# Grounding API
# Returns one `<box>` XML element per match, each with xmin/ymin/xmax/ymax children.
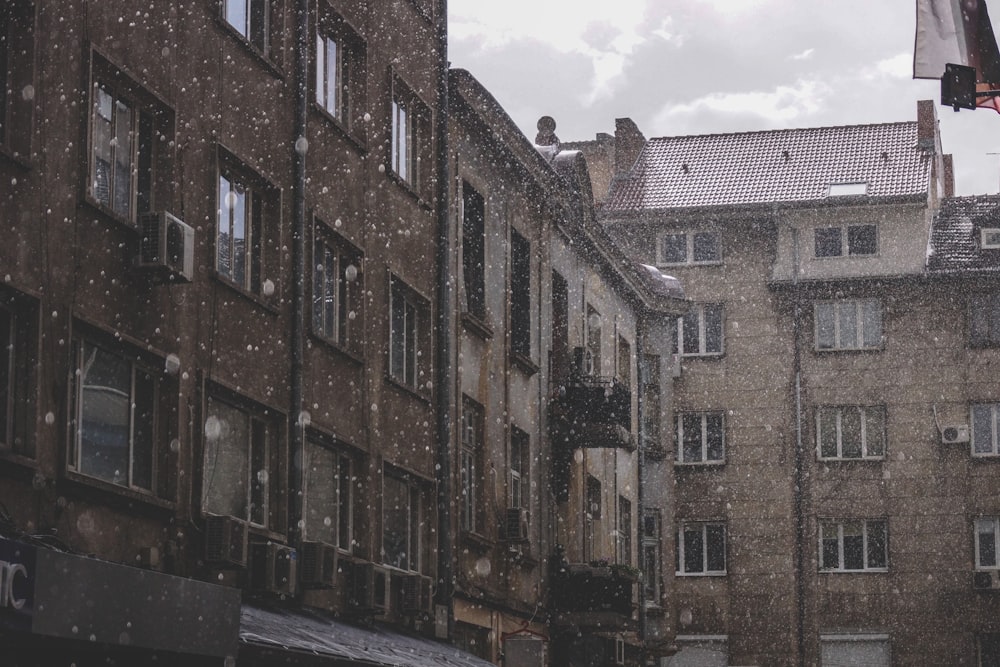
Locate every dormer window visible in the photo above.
<box><xmin>815</xmin><ymin>224</ymin><xmax>877</xmax><ymax>258</ymax></box>
<box><xmin>827</xmin><ymin>182</ymin><xmax>867</xmax><ymax>197</ymax></box>
<box><xmin>982</xmin><ymin>228</ymin><xmax>1000</xmax><ymax>250</ymax></box>
<box><xmin>657</xmin><ymin>231</ymin><xmax>721</xmax><ymax>266</ymax></box>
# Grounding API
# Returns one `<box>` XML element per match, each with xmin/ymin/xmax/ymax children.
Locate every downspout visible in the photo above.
<box><xmin>434</xmin><ymin>0</ymin><xmax>454</xmax><ymax>639</ymax></box>
<box><xmin>635</xmin><ymin>323</ymin><xmax>648</xmax><ymax>655</ymax></box>
<box><xmin>289</xmin><ymin>0</ymin><xmax>308</xmax><ymax>551</ymax></box>
<box><xmin>791</xmin><ymin>225</ymin><xmax>806</xmax><ymax>664</ymax></box>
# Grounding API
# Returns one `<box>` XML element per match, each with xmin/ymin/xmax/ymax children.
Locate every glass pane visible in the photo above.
<box><xmin>979</xmin><ymin>519</ymin><xmax>998</xmax><ymax>567</ymax></box>
<box><xmin>250</xmin><ymin>420</ymin><xmax>267</xmax><ymax>526</ymax></box>
<box><xmin>693</xmin><ymin>232</ymin><xmax>720</xmax><ymax>262</ymax></box>
<box><xmin>405</xmin><ymin>302</ymin><xmax>417</xmax><ymax>386</ymax></box>
<box><xmin>865</xmin><ymin>407</ymin><xmax>885</xmax><ymax>457</ymax></box>
<box><xmin>841</xmin><ymin>407</ymin><xmax>862</xmax><ymax>458</ymax></box>
<box><xmin>848</xmin><ymin>224</ymin><xmax>877</xmax><ymax>255</ymax></box>
<box><xmin>397</xmin><ymin>102</ymin><xmax>408</xmax><ymax>181</ymax></box>
<box><xmin>203</xmin><ymin>399</ymin><xmax>249</xmax><ymax>521</ymax></box>
<box><xmin>249</xmin><ymin>0</ymin><xmax>267</xmax><ymax>52</ymax></box>
<box><xmin>866</xmin><ymin>521</ymin><xmax>886</xmax><ymax>568</ymax></box>
<box><xmin>315</xmin><ymin>33</ymin><xmax>324</xmax><ymax>106</ymax></box>
<box><xmin>132</xmin><ymin>369</ymin><xmax>155</xmax><ymax>490</ymax></box>
<box><xmin>706</xmin><ymin>525</ymin><xmax>725</xmax><ymax>572</ymax></box>
<box><xmin>816</xmin><ymin>303</ymin><xmax>835</xmax><ymax>349</ymax></box>
<box><xmin>683</xmin><ymin>527</ymin><xmax>703</xmax><ymax>573</ymax></box>
<box><xmin>383</xmin><ymin>475</ymin><xmax>409</xmax><ymax>570</ymax></box>
<box><xmin>862</xmin><ymin>300</ymin><xmax>882</xmax><ymax>348</ymax></box>
<box><xmin>679</xmin><ymin>414</ymin><xmax>701</xmax><ymax>462</ymax></box>
<box><xmin>818</xmin><ymin>408</ymin><xmax>838</xmax><ymax>458</ymax></box>
<box><xmin>821</xmin><ymin>525</ymin><xmax>839</xmax><ymax>570</ymax></box>
<box><xmin>971</xmin><ymin>294</ymin><xmax>989</xmax><ymax>346</ymax></box>
<box><xmin>973</xmin><ymin>404</ymin><xmax>995</xmax><ymax>454</ymax></box>
<box><xmin>842</xmin><ymin>522</ymin><xmax>864</xmax><ymax>570</ymax></box>
<box><xmin>325</xmin><ymin>247</ymin><xmax>337</xmax><ymax>339</ymax></box>
<box><xmin>78</xmin><ymin>343</ymin><xmax>131</xmax><ymax>486</ymax></box>
<box><xmin>305</xmin><ymin>441</ymin><xmax>336</xmax><ymax>543</ymax></box>
<box><xmin>218</xmin><ymin>175</ymin><xmax>232</xmax><ymax>276</ymax></box>
<box><xmin>838</xmin><ymin>303</ymin><xmax>858</xmax><ymax>349</ymax></box>
<box><xmin>327</xmin><ymin>38</ymin><xmax>339</xmax><ymax>116</ymax></box>
<box><xmin>92</xmin><ymin>87</ymin><xmax>113</xmax><ymax>207</ymax></box>
<box><xmin>390</xmin><ymin>285</ymin><xmax>405</xmax><ymax>380</ymax></box>
<box><xmin>338</xmin><ymin>456</ymin><xmax>352</xmax><ymax>549</ymax></box>
<box><xmin>815</xmin><ymin>227</ymin><xmax>842</xmax><ymax>257</ymax></box>
<box><xmin>706</xmin><ymin>413</ymin><xmax>724</xmax><ymax>461</ymax></box>
<box><xmin>704</xmin><ymin>305</ymin><xmax>723</xmax><ymax>354</ymax></box>
<box><xmin>231</xmin><ymin>182</ymin><xmax>247</xmax><ymax>287</ymax></box>
<box><xmin>112</xmin><ymin>98</ymin><xmax>133</xmax><ymax>216</ymax></box>
<box><xmin>660</xmin><ymin>234</ymin><xmax>686</xmax><ymax>263</ymax></box>
<box><xmin>990</xmin><ymin>294</ymin><xmax>1000</xmax><ymax>345</ymax></box>
<box><xmin>225</xmin><ymin>0</ymin><xmax>248</xmax><ymax>37</ymax></box>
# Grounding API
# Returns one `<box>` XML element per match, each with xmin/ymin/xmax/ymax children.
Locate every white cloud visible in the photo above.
<box><xmin>653</xmin><ymin>79</ymin><xmax>833</xmax><ymax>130</ymax></box>
<box><xmin>790</xmin><ymin>48</ymin><xmax>815</xmax><ymax>61</ymax></box>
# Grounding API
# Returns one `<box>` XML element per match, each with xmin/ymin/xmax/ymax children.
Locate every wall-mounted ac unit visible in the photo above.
<box><xmin>504</xmin><ymin>507</ymin><xmax>528</xmax><ymax>543</ymax></box>
<box><xmin>204</xmin><ymin>514</ymin><xmax>248</xmax><ymax>568</ymax></box>
<box><xmin>299</xmin><ymin>541</ymin><xmax>338</xmax><ymax>588</ymax></box>
<box><xmin>137</xmin><ymin>210</ymin><xmax>195</xmax><ymax>282</ymax></box>
<box><xmin>400</xmin><ymin>574</ymin><xmax>433</xmax><ymax>615</ymax></box>
<box><xmin>670</xmin><ymin>352</ymin><xmax>682</xmax><ymax>378</ymax></box>
<box><xmin>573</xmin><ymin>346</ymin><xmax>594</xmax><ymax>377</ymax></box>
<box><xmin>249</xmin><ymin>542</ymin><xmax>297</xmax><ymax>596</ymax></box>
<box><xmin>973</xmin><ymin>569</ymin><xmax>1000</xmax><ymax>590</ymax></box>
<box><xmin>941</xmin><ymin>424</ymin><xmax>970</xmax><ymax>444</ymax></box>
<box><xmin>349</xmin><ymin>562</ymin><xmax>390</xmax><ymax>613</ymax></box>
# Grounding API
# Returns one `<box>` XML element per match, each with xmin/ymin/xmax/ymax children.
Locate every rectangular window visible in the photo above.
<box><xmin>312</xmin><ymin>226</ymin><xmax>363</xmax><ymax>354</ymax></box>
<box><xmin>677</xmin><ymin>522</ymin><xmax>726</xmax><ymax>575</ymax></box>
<box><xmin>511</xmin><ymin>229</ymin><xmax>531</xmax><ymax>358</ymax></box>
<box><xmin>304</xmin><ymin>438</ymin><xmax>353</xmax><ymax>550</ymax></box>
<box><xmin>618</xmin><ymin>496</ymin><xmax>632</xmax><ymax>566</ymax></box>
<box><xmin>390</xmin><ymin>79</ymin><xmax>429</xmax><ymax>191</ymax></box>
<box><xmin>0</xmin><ymin>295</ymin><xmax>35</xmax><ymax>458</ymax></box>
<box><xmin>0</xmin><ymin>7</ymin><xmax>9</xmax><ymax>145</ymax></box>
<box><xmin>202</xmin><ymin>394</ymin><xmax>279</xmax><ymax>529</ymax></box>
<box><xmin>970</xmin><ymin>293</ymin><xmax>1000</xmax><ymax>348</ymax></box>
<box><xmin>460</xmin><ymin>396</ymin><xmax>483</xmax><ymax>534</ymax></box>
<box><xmin>510</xmin><ymin>426</ymin><xmax>528</xmax><ymax>510</ymax></box>
<box><xmin>585</xmin><ymin>475</ymin><xmax>601</xmax><ymax>561</ymax></box>
<box><xmin>462</xmin><ymin>182</ymin><xmax>486</xmax><ymax>320</ymax></box>
<box><xmin>676</xmin><ymin>412</ymin><xmax>725</xmax><ymax>464</ymax></box>
<box><xmin>69</xmin><ymin>339</ymin><xmax>159</xmax><ymax>493</ymax></box>
<box><xmin>819</xmin><ymin>519</ymin><xmax>887</xmax><ymax>572</ymax></box>
<box><xmin>617</xmin><ymin>336</ymin><xmax>631</xmax><ymax>387</ymax></box>
<box><xmin>819</xmin><ymin>635</ymin><xmax>889</xmax><ymax>667</ymax></box>
<box><xmin>586</xmin><ymin>305</ymin><xmax>602</xmax><ymax>374</ymax></box>
<box><xmin>1</xmin><ymin>2</ymin><xmax>34</xmax><ymax>156</ymax></box>
<box><xmin>817</xmin><ymin>406</ymin><xmax>885</xmax><ymax>460</ymax></box>
<box><xmin>223</xmin><ymin>0</ymin><xmax>270</xmax><ymax>55</ymax></box>
<box><xmin>976</xmin><ymin>518</ymin><xmax>1000</xmax><ymax>569</ymax></box>
<box><xmin>641</xmin><ymin>355</ymin><xmax>662</xmax><ymax>455</ymax></box>
<box><xmin>642</xmin><ymin>510</ymin><xmax>662</xmax><ymax>606</ymax></box>
<box><xmin>382</xmin><ymin>471</ymin><xmax>425</xmax><ymax>573</ymax></box>
<box><xmin>657</xmin><ymin>231</ymin><xmax>721</xmax><ymax>265</ymax></box>
<box><xmin>815</xmin><ymin>300</ymin><xmax>881</xmax><ymax>351</ymax></box>
<box><xmin>983</xmin><ymin>228</ymin><xmax>1000</xmax><ymax>249</ymax></box>
<box><xmin>551</xmin><ymin>271</ymin><xmax>570</xmax><ymax>383</ymax></box>
<box><xmin>675</xmin><ymin>304</ymin><xmax>724</xmax><ymax>357</ymax></box>
<box><xmin>389</xmin><ymin>276</ymin><xmax>426</xmax><ymax>390</ymax></box>
<box><xmin>814</xmin><ymin>224</ymin><xmax>877</xmax><ymax>257</ymax></box>
<box><xmin>217</xmin><ymin>168</ymin><xmax>269</xmax><ymax>293</ymax></box>
<box><xmin>974</xmin><ymin>403</ymin><xmax>1000</xmax><ymax>456</ymax></box>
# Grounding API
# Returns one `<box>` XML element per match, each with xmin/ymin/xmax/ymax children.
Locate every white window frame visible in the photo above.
<box><xmin>826</xmin><ymin>182</ymin><xmax>868</xmax><ymax>197</ymax></box>
<box><xmin>509</xmin><ymin>426</ymin><xmax>528</xmax><ymax>510</ymax></box>
<box><xmin>675</xmin><ymin>411</ymin><xmax>725</xmax><ymax>465</ymax></box>
<box><xmin>389</xmin><ymin>276</ymin><xmax>422</xmax><ymax>389</ymax></box>
<box><xmin>642</xmin><ymin>509</ymin><xmax>662</xmax><ymax>608</ymax></box>
<box><xmin>316</xmin><ymin>31</ymin><xmax>346</xmax><ymax>121</ymax></box>
<box><xmin>656</xmin><ymin>230</ymin><xmax>722</xmax><ymax>266</ymax></box>
<box><xmin>460</xmin><ymin>396</ymin><xmax>483</xmax><ymax>534</ymax></box>
<box><xmin>676</xmin><ymin>304</ymin><xmax>724</xmax><ymax>357</ymax></box>
<box><xmin>304</xmin><ymin>437</ymin><xmax>353</xmax><ymax>550</ymax></box>
<box><xmin>976</xmin><ymin>517</ymin><xmax>1000</xmax><ymax>569</ymax></box>
<box><xmin>973</xmin><ymin>403</ymin><xmax>1000</xmax><ymax>456</ymax></box>
<box><xmin>814</xmin><ymin>223</ymin><xmax>878</xmax><ymax>258</ymax></box>
<box><xmin>217</xmin><ymin>169</ymin><xmax>265</xmax><ymax>294</ymax></box>
<box><xmin>816</xmin><ymin>405</ymin><xmax>885</xmax><ymax>460</ymax></box>
<box><xmin>676</xmin><ymin>521</ymin><xmax>726</xmax><ymax>576</ymax></box>
<box><xmin>312</xmin><ymin>228</ymin><xmax>362</xmax><ymax>352</ymax></box>
<box><xmin>814</xmin><ymin>299</ymin><xmax>882</xmax><ymax>351</ymax></box>
<box><xmin>223</xmin><ymin>0</ymin><xmax>270</xmax><ymax>55</ymax></box>
<box><xmin>382</xmin><ymin>470</ymin><xmax>424</xmax><ymax>573</ymax></box>
<box><xmin>819</xmin><ymin>519</ymin><xmax>888</xmax><ymax>572</ymax></box>
<box><xmin>982</xmin><ymin>227</ymin><xmax>1000</xmax><ymax>249</ymax></box>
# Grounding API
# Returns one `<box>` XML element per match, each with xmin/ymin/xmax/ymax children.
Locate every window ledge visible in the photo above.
<box><xmin>675</xmin><ymin>461</ymin><xmax>726</xmax><ymax>470</ymax></box>
<box><xmin>679</xmin><ymin>352</ymin><xmax>725</xmax><ymax>361</ymax></box>
<box><xmin>511</xmin><ymin>350</ymin><xmax>540</xmax><ymax>376</ymax></box>
<box><xmin>676</xmin><ymin>572</ymin><xmax>727</xmax><ymax>578</ymax></box>
<box><xmin>819</xmin><ymin>569</ymin><xmax>889</xmax><ymax>575</ymax></box>
<box><xmin>814</xmin><ymin>347</ymin><xmax>884</xmax><ymax>354</ymax></box>
<box><xmin>0</xmin><ymin>144</ymin><xmax>33</xmax><ymax>171</ymax></box>
<box><xmin>461</xmin><ymin>311</ymin><xmax>493</xmax><ymax>340</ymax></box>
<box><xmin>817</xmin><ymin>457</ymin><xmax>884</xmax><ymax>464</ymax></box>
<box><xmin>460</xmin><ymin>530</ymin><xmax>494</xmax><ymax>552</ymax></box>
<box><xmin>385</xmin><ymin>375</ymin><xmax>432</xmax><ymax>405</ymax></box>
<box><xmin>311</xmin><ymin>104</ymin><xmax>367</xmax><ymax>154</ymax></box>
<box><xmin>657</xmin><ymin>261</ymin><xmax>723</xmax><ymax>269</ymax></box>
<box><xmin>385</xmin><ymin>169</ymin><xmax>432</xmax><ymax>210</ymax></box>
<box><xmin>80</xmin><ymin>196</ymin><xmax>141</xmax><ymax>233</ymax></box>
<box><xmin>211</xmin><ymin>273</ymin><xmax>281</xmax><ymax>316</ymax></box>
<box><xmin>308</xmin><ymin>330</ymin><xmax>365</xmax><ymax>366</ymax></box>
<box><xmin>62</xmin><ymin>470</ymin><xmax>175</xmax><ymax>515</ymax></box>
<box><xmin>215</xmin><ymin>16</ymin><xmax>285</xmax><ymax>79</ymax></box>
<box><xmin>0</xmin><ymin>452</ymin><xmax>40</xmax><ymax>478</ymax></box>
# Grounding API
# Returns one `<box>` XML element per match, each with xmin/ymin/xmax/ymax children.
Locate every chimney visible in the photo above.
<box><xmin>614</xmin><ymin>118</ymin><xmax>646</xmax><ymax>176</ymax></box>
<box><xmin>916</xmin><ymin>99</ymin><xmax>938</xmax><ymax>153</ymax></box>
<box><xmin>942</xmin><ymin>153</ymin><xmax>955</xmax><ymax>197</ymax></box>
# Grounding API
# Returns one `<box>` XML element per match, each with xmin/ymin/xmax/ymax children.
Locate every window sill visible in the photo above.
<box><xmin>211</xmin><ymin>272</ymin><xmax>281</xmax><ymax>316</ymax></box>
<box><xmin>676</xmin><ymin>571</ymin><xmax>727</xmax><ymax>578</ymax></box>
<box><xmin>814</xmin><ymin>346</ymin><xmax>883</xmax><ymax>354</ymax></box>
<box><xmin>817</xmin><ymin>456</ymin><xmax>884</xmax><ymax>463</ymax></box>
<box><xmin>308</xmin><ymin>330</ymin><xmax>365</xmax><ymax>366</ymax></box>
<box><xmin>62</xmin><ymin>470</ymin><xmax>175</xmax><ymax>515</ymax></box>
<box><xmin>385</xmin><ymin>169</ymin><xmax>432</xmax><ymax>210</ymax></box>
<box><xmin>0</xmin><ymin>143</ymin><xmax>33</xmax><ymax>170</ymax></box>
<box><xmin>511</xmin><ymin>350</ymin><xmax>540</xmax><ymax>376</ymax></box>
<box><xmin>819</xmin><ymin>569</ymin><xmax>888</xmax><ymax>575</ymax></box>
<box><xmin>460</xmin><ymin>530</ymin><xmax>494</xmax><ymax>552</ymax></box>
<box><xmin>461</xmin><ymin>311</ymin><xmax>493</xmax><ymax>340</ymax></box>
<box><xmin>675</xmin><ymin>461</ymin><xmax>726</xmax><ymax>470</ymax></box>
<box><xmin>657</xmin><ymin>261</ymin><xmax>723</xmax><ymax>269</ymax></box>
<box><xmin>80</xmin><ymin>195</ymin><xmax>140</xmax><ymax>233</ymax></box>
<box><xmin>678</xmin><ymin>352</ymin><xmax>725</xmax><ymax>360</ymax></box>
<box><xmin>0</xmin><ymin>451</ymin><xmax>39</xmax><ymax>478</ymax></box>
<box><xmin>216</xmin><ymin>16</ymin><xmax>285</xmax><ymax>79</ymax></box>
<box><xmin>311</xmin><ymin>104</ymin><xmax>367</xmax><ymax>154</ymax></box>
<box><xmin>385</xmin><ymin>375</ymin><xmax>432</xmax><ymax>405</ymax></box>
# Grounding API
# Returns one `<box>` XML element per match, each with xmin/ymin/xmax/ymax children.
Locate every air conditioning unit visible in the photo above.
<box><xmin>941</xmin><ymin>424</ymin><xmax>970</xmax><ymax>444</ymax></box>
<box><xmin>400</xmin><ymin>574</ymin><xmax>433</xmax><ymax>615</ymax></box>
<box><xmin>670</xmin><ymin>352</ymin><xmax>682</xmax><ymax>378</ymax></box>
<box><xmin>137</xmin><ymin>210</ymin><xmax>195</xmax><ymax>282</ymax></box>
<box><xmin>974</xmin><ymin>569</ymin><xmax>1000</xmax><ymax>590</ymax></box>
<box><xmin>204</xmin><ymin>514</ymin><xmax>248</xmax><ymax>568</ymax></box>
<box><xmin>504</xmin><ymin>507</ymin><xmax>528</xmax><ymax>542</ymax></box>
<box><xmin>573</xmin><ymin>346</ymin><xmax>594</xmax><ymax>377</ymax></box>
<box><xmin>249</xmin><ymin>542</ymin><xmax>297</xmax><ymax>596</ymax></box>
<box><xmin>299</xmin><ymin>541</ymin><xmax>338</xmax><ymax>588</ymax></box>
<box><xmin>348</xmin><ymin>562</ymin><xmax>390</xmax><ymax>613</ymax></box>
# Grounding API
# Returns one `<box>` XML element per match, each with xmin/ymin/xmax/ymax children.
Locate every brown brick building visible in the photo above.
<box><xmin>573</xmin><ymin>101</ymin><xmax>1000</xmax><ymax>665</ymax></box>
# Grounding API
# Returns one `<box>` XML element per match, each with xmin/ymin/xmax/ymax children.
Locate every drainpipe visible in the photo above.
<box><xmin>289</xmin><ymin>0</ymin><xmax>308</xmax><ymax>550</ymax></box>
<box><xmin>434</xmin><ymin>0</ymin><xmax>454</xmax><ymax>638</ymax></box>
<box><xmin>635</xmin><ymin>327</ymin><xmax>649</xmax><ymax>654</ymax></box>
<box><xmin>791</xmin><ymin>226</ymin><xmax>806</xmax><ymax>664</ymax></box>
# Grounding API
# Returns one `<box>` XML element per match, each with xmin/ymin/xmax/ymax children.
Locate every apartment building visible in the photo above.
<box><xmin>570</xmin><ymin>100</ymin><xmax>1000</xmax><ymax>665</ymax></box>
<box><xmin>447</xmin><ymin>71</ymin><xmax>686</xmax><ymax>666</ymax></box>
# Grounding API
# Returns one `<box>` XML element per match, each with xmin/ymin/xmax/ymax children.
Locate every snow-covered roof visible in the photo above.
<box><xmin>928</xmin><ymin>194</ymin><xmax>1000</xmax><ymax>273</ymax></box>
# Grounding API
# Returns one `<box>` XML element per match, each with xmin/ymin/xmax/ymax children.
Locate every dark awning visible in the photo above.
<box><xmin>240</xmin><ymin>604</ymin><xmax>495</xmax><ymax>667</ymax></box>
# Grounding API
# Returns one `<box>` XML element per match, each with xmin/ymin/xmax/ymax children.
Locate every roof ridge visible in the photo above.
<box><xmin>646</xmin><ymin>120</ymin><xmax>917</xmax><ymax>143</ymax></box>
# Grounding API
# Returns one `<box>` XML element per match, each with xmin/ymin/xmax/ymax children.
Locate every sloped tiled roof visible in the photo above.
<box><xmin>928</xmin><ymin>194</ymin><xmax>1000</xmax><ymax>272</ymax></box>
<box><xmin>604</xmin><ymin>122</ymin><xmax>930</xmax><ymax>212</ymax></box>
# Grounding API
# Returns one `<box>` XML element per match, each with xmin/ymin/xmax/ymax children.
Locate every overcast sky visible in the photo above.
<box><xmin>448</xmin><ymin>0</ymin><xmax>1000</xmax><ymax>196</ymax></box>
